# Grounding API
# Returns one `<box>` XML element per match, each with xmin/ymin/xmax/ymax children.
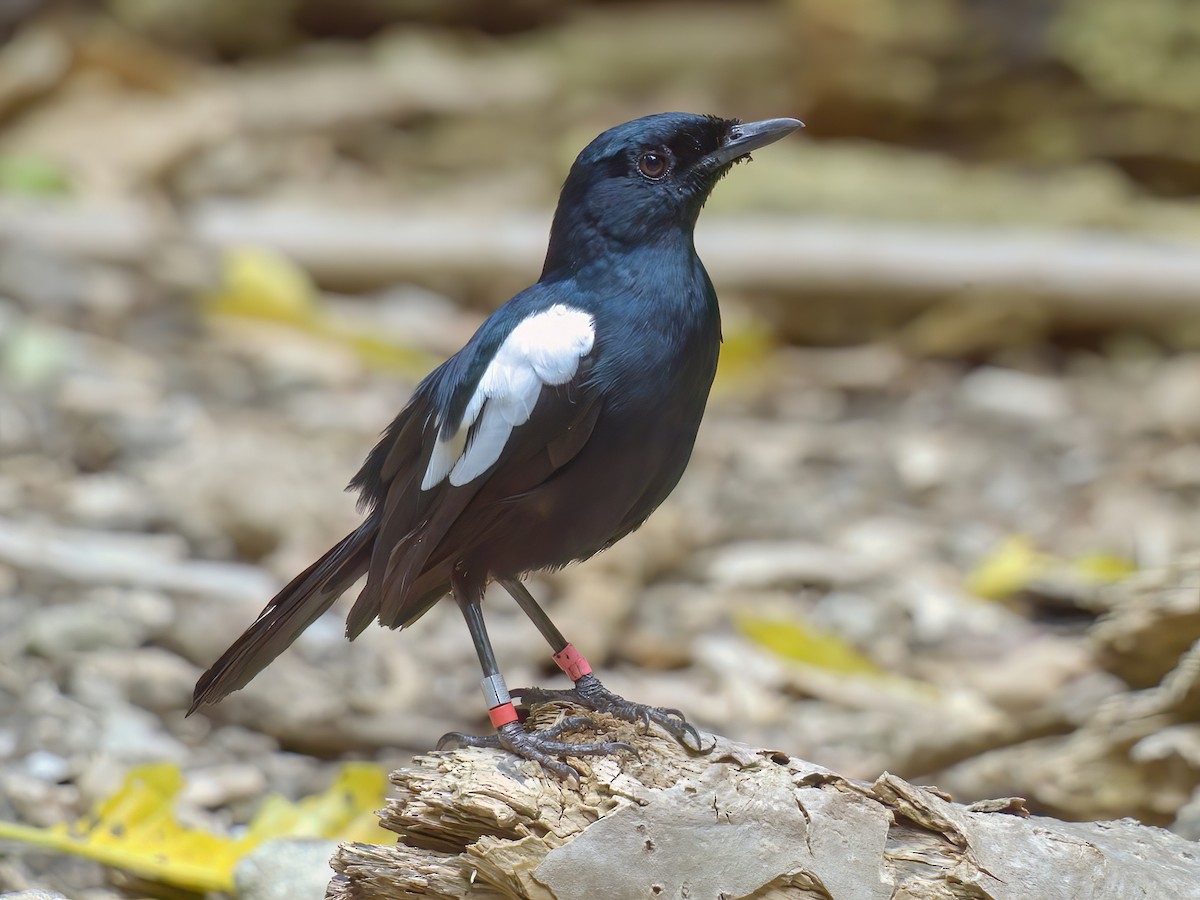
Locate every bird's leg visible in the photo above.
<box><xmin>436</xmin><ymin>570</ymin><xmax>634</xmax><ymax>778</ymax></box>
<box><xmin>499</xmin><ymin>578</ymin><xmax>710</xmax><ymax>753</ymax></box>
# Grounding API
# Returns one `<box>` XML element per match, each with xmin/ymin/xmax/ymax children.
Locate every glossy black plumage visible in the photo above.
<box><xmin>191</xmin><ymin>113</ymin><xmax>801</xmax><ymax>765</ymax></box>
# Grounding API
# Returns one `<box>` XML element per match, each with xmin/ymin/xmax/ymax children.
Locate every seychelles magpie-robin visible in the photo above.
<box><xmin>190</xmin><ymin>112</ymin><xmax>802</xmax><ymax>775</ymax></box>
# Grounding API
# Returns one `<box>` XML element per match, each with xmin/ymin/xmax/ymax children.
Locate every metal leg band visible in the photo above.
<box><xmin>481</xmin><ymin>673</ymin><xmax>512</xmax><ymax>710</ymax></box>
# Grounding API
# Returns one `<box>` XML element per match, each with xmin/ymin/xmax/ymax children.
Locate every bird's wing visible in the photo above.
<box><xmin>422</xmin><ymin>302</ymin><xmax>596</xmax><ymax>490</ymax></box>
<box><xmin>346</xmin><ymin>295</ymin><xmax>601</xmax><ymax>632</ymax></box>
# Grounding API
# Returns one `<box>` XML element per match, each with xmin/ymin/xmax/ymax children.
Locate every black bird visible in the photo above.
<box><xmin>190</xmin><ymin>112</ymin><xmax>803</xmax><ymax>774</ymax></box>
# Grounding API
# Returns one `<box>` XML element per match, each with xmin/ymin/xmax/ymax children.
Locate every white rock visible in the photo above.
<box><xmin>705</xmin><ymin>540</ymin><xmax>870</xmax><ymax>589</ymax></box>
<box><xmin>891</xmin><ymin>432</ymin><xmax>957</xmax><ymax>491</ymax></box>
<box><xmin>180</xmin><ymin>762</ymin><xmax>268</xmax><ymax>809</ymax></box>
<box><xmin>22</xmin><ymin>749</ymin><xmax>70</xmax><ymax>782</ymax></box>
<box><xmin>958</xmin><ymin>366</ymin><xmax>1071</xmax><ymax>422</ymax></box>
<box><xmin>62</xmin><ymin>473</ymin><xmax>158</xmax><ymax>529</ymax></box>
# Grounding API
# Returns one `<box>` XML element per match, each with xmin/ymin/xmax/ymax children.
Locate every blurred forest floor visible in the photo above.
<box><xmin>3</xmin><ymin>1</ymin><xmax>1200</xmax><ymax>897</ymax></box>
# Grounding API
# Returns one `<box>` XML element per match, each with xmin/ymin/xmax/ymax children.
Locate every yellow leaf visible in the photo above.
<box><xmin>966</xmin><ymin>537</ymin><xmax>1137</xmax><ymax>600</ymax></box>
<box><xmin>0</xmin><ymin>764</ymin><xmax>237</xmax><ymax>893</ymax></box>
<box><xmin>736</xmin><ymin>615</ymin><xmax>881</xmax><ymax>676</ymax></box>
<box><xmin>0</xmin><ymin>762</ymin><xmax>392</xmax><ymax>894</ymax></box>
<box><xmin>1070</xmin><ymin>552</ymin><xmax>1137</xmax><ymax>584</ymax></box>
<box><xmin>965</xmin><ymin>534</ymin><xmax>1050</xmax><ymax>600</ymax></box>
<box><xmin>242</xmin><ymin>763</ymin><xmax>389</xmax><ymax>844</ymax></box>
<box><xmin>203</xmin><ymin>246</ymin><xmax>436</xmax><ymax>376</ymax></box>
<box><xmin>714</xmin><ymin>320</ymin><xmax>777</xmax><ymax>393</ymax></box>
<box><xmin>334</xmin><ymin>328</ymin><xmax>437</xmax><ymax>375</ymax></box>
<box><xmin>205</xmin><ymin>246</ymin><xmax>318</xmax><ymax>325</ymax></box>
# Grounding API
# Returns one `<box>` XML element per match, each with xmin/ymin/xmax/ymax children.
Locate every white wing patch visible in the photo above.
<box><xmin>420</xmin><ymin>304</ymin><xmax>595</xmax><ymax>490</ymax></box>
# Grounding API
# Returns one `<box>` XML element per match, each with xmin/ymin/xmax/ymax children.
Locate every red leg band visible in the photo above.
<box><xmin>488</xmin><ymin>701</ymin><xmax>519</xmax><ymax>728</ymax></box>
<box><xmin>553</xmin><ymin>643</ymin><xmax>593</xmax><ymax>682</ymax></box>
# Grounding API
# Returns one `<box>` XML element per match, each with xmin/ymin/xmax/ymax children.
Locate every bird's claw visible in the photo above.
<box><xmin>437</xmin><ymin>717</ymin><xmax>636</xmax><ymax>780</ymax></box>
<box><xmin>512</xmin><ymin>674</ymin><xmax>713</xmax><ymax>754</ymax></box>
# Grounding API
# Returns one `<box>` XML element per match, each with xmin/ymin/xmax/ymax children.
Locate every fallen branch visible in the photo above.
<box><xmin>328</xmin><ymin>707</ymin><xmax>1200</xmax><ymax>899</ymax></box>
<box><xmin>187</xmin><ymin>203</ymin><xmax>1200</xmax><ymax>328</ymax></box>
<box><xmin>8</xmin><ymin>199</ymin><xmax>1200</xmax><ymax>332</ymax></box>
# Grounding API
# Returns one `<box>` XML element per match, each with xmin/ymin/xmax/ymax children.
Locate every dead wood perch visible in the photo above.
<box><xmin>327</xmin><ymin>707</ymin><xmax>1200</xmax><ymax>900</ymax></box>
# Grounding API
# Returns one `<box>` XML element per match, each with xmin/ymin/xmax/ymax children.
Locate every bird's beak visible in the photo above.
<box><xmin>702</xmin><ymin>117</ymin><xmax>805</xmax><ymax>170</ymax></box>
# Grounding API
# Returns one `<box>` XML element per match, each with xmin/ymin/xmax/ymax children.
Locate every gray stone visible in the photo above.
<box><xmin>24</xmin><ymin>602</ymin><xmax>140</xmax><ymax>656</ymax></box>
<box><xmin>1172</xmin><ymin>786</ymin><xmax>1200</xmax><ymax>841</ymax></box>
<box><xmin>69</xmin><ymin>647</ymin><xmax>198</xmax><ymax>712</ymax></box>
<box><xmin>1148</xmin><ymin>354</ymin><xmax>1200</xmax><ymax>437</ymax></box>
<box><xmin>235</xmin><ymin>838</ymin><xmax>340</xmax><ymax>900</ymax></box>
<box><xmin>23</xmin><ymin>588</ymin><xmax>173</xmax><ymax>656</ymax></box>
<box><xmin>98</xmin><ymin>706</ymin><xmax>188</xmax><ymax>763</ymax></box>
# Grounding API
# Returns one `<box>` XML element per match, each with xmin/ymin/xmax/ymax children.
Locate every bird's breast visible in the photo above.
<box><xmin>593</xmin><ymin>295</ymin><xmax>719</xmax><ymax>411</ymax></box>
<box><xmin>464</xmin><ymin>290</ymin><xmax>719</xmax><ymax>575</ymax></box>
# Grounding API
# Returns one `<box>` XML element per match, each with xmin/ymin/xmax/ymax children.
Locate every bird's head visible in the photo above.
<box><xmin>542</xmin><ymin>112</ymin><xmax>802</xmax><ymax>279</ymax></box>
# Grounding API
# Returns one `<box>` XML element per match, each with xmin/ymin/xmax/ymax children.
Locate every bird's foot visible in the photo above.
<box><xmin>512</xmin><ymin>673</ymin><xmax>712</xmax><ymax>753</ymax></box>
<box><xmin>437</xmin><ymin>716</ymin><xmax>635</xmax><ymax>780</ymax></box>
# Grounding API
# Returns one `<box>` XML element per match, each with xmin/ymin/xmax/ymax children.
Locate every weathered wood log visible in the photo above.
<box><xmin>9</xmin><ymin>199</ymin><xmax>1200</xmax><ymax>335</ymax></box>
<box><xmin>327</xmin><ymin>707</ymin><xmax>1200</xmax><ymax>900</ymax></box>
<box><xmin>186</xmin><ymin>203</ymin><xmax>1200</xmax><ymax>330</ymax></box>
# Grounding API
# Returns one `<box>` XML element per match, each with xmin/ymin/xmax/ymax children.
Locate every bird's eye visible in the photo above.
<box><xmin>637</xmin><ymin>151</ymin><xmax>669</xmax><ymax>180</ymax></box>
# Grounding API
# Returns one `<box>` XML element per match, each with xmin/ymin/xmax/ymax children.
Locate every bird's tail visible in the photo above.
<box><xmin>188</xmin><ymin>519</ymin><xmax>376</xmax><ymax>714</ymax></box>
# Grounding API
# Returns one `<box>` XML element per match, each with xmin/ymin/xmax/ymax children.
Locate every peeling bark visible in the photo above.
<box><xmin>327</xmin><ymin>708</ymin><xmax>1200</xmax><ymax>900</ymax></box>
